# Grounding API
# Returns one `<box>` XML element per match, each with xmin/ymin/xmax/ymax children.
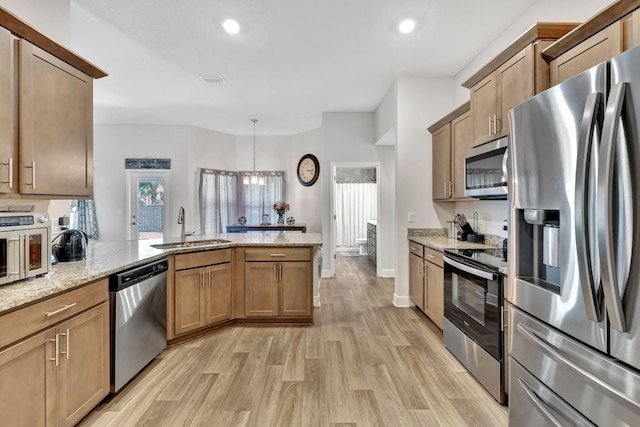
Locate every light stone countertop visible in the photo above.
<box><xmin>367</xmin><ymin>220</ymin><xmax>376</xmax><ymax>226</ymax></box>
<box><xmin>0</xmin><ymin>232</ymin><xmax>322</xmax><ymax>314</ymax></box>
<box><xmin>408</xmin><ymin>235</ymin><xmax>508</xmax><ymax>274</ymax></box>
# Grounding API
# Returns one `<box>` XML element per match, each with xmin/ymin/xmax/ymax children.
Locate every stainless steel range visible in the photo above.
<box><xmin>443</xmin><ymin>247</ymin><xmax>507</xmax><ymax>404</ymax></box>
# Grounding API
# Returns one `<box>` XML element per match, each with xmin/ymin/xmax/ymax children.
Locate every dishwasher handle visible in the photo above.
<box><xmin>109</xmin><ymin>258</ymin><xmax>169</xmax><ymax>292</ymax></box>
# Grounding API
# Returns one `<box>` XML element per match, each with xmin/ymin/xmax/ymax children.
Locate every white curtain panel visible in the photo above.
<box><xmin>335</xmin><ymin>182</ymin><xmax>377</xmax><ymax>246</ymax></box>
<box><xmin>199</xmin><ymin>170</ymin><xmax>238</xmax><ymax>234</ymax></box>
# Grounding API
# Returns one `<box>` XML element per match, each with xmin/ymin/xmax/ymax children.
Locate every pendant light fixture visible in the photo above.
<box><xmin>244</xmin><ymin>118</ymin><xmax>264</xmax><ymax>185</ymax></box>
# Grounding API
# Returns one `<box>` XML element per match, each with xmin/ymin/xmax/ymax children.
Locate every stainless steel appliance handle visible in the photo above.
<box><xmin>518</xmin><ymin>322</ymin><xmax>640</xmax><ymax>411</ymax></box>
<box><xmin>598</xmin><ymin>82</ymin><xmax>628</xmax><ymax>332</ymax></box>
<box><xmin>575</xmin><ymin>91</ymin><xmax>604</xmax><ymax>322</ymax></box>
<box><xmin>501</xmin><ymin>149</ymin><xmax>508</xmax><ymax>184</ymax></box>
<box><xmin>443</xmin><ymin>256</ymin><xmax>495</xmax><ymax>281</ymax></box>
<box><xmin>516</xmin><ymin>378</ymin><xmax>563</xmax><ymax>427</ymax></box>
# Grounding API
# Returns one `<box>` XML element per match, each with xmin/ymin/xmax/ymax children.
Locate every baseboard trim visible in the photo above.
<box><xmin>321</xmin><ymin>268</ymin><xmax>333</xmax><ymax>278</ymax></box>
<box><xmin>380</xmin><ymin>269</ymin><xmax>395</xmax><ymax>278</ymax></box>
<box><xmin>393</xmin><ymin>293</ymin><xmax>412</xmax><ymax>307</ymax></box>
<box><xmin>314</xmin><ymin>294</ymin><xmax>321</xmax><ymax>307</ymax></box>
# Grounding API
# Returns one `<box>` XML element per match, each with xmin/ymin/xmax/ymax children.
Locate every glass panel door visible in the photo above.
<box><xmin>26</xmin><ymin>228</ymin><xmax>49</xmax><ymax>277</ymax></box>
<box><xmin>127</xmin><ymin>171</ymin><xmax>170</xmax><ymax>240</ymax></box>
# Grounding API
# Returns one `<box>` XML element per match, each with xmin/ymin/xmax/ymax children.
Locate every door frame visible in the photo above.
<box><xmin>329</xmin><ymin>162</ymin><xmax>381</xmax><ymax>277</ymax></box>
<box><xmin>126</xmin><ymin>170</ymin><xmax>170</xmax><ymax>240</ymax></box>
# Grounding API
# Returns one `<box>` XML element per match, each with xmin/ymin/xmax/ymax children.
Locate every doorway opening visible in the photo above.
<box><xmin>126</xmin><ymin>170</ymin><xmax>170</xmax><ymax>240</ymax></box>
<box><xmin>331</xmin><ymin>163</ymin><xmax>380</xmax><ymax>276</ymax></box>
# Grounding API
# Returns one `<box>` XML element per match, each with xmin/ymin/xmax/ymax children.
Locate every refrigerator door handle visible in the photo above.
<box><xmin>575</xmin><ymin>92</ymin><xmax>604</xmax><ymax>322</ymax></box>
<box><xmin>598</xmin><ymin>82</ymin><xmax>630</xmax><ymax>332</ymax></box>
<box><xmin>517</xmin><ymin>378</ymin><xmax>564</xmax><ymax>427</ymax></box>
<box><xmin>517</xmin><ymin>322</ymin><xmax>640</xmax><ymax>411</ymax></box>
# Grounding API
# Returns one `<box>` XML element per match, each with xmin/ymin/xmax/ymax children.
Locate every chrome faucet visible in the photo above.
<box><xmin>177</xmin><ymin>206</ymin><xmax>194</xmax><ymax>242</ymax></box>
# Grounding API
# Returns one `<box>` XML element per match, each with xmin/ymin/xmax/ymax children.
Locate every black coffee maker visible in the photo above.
<box><xmin>52</xmin><ymin>229</ymin><xmax>88</xmax><ymax>262</ymax></box>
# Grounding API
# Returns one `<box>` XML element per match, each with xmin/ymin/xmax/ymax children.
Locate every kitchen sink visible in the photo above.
<box><xmin>150</xmin><ymin>239</ymin><xmax>231</xmax><ymax>249</ymax></box>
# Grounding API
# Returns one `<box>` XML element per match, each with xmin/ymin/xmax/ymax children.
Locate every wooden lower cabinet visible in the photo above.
<box><xmin>409</xmin><ymin>252</ymin><xmax>425</xmax><ymax>311</ymax></box>
<box><xmin>174</xmin><ymin>262</ymin><xmax>232</xmax><ymax>335</ymax></box>
<box><xmin>245</xmin><ymin>261</ymin><xmax>312</xmax><ymax>317</ymax></box>
<box><xmin>425</xmin><ymin>262</ymin><xmax>444</xmax><ymax>330</ymax></box>
<box><xmin>0</xmin><ymin>300</ymin><xmax>109</xmax><ymax>427</ymax></box>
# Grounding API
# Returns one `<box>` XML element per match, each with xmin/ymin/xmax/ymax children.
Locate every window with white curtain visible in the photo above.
<box><xmin>238</xmin><ymin>171</ymin><xmax>287</xmax><ymax>224</ymax></box>
<box><xmin>199</xmin><ymin>170</ymin><xmax>287</xmax><ymax>233</ymax></box>
<box><xmin>199</xmin><ymin>169</ymin><xmax>238</xmax><ymax>234</ymax></box>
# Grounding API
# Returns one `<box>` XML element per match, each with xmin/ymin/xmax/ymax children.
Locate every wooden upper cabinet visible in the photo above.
<box><xmin>0</xmin><ymin>27</ymin><xmax>17</xmax><ymax>195</ymax></box>
<box><xmin>20</xmin><ymin>40</ymin><xmax>93</xmax><ymax>197</ymax></box>
<box><xmin>543</xmin><ymin>1</ymin><xmax>640</xmax><ymax>86</ymax></box>
<box><xmin>451</xmin><ymin>109</ymin><xmax>473</xmax><ymax>199</ymax></box>
<box><xmin>470</xmin><ymin>72</ymin><xmax>499</xmax><ymax>144</ymax></box>
<box><xmin>428</xmin><ymin>102</ymin><xmax>471</xmax><ymax>202</ymax></box>
<box><xmin>463</xmin><ymin>23</ymin><xmax>577</xmax><ymax>146</ymax></box>
<box><xmin>431</xmin><ymin>123</ymin><xmax>451</xmax><ymax>200</ymax></box>
<box><xmin>550</xmin><ymin>23</ymin><xmax>622</xmax><ymax>85</ymax></box>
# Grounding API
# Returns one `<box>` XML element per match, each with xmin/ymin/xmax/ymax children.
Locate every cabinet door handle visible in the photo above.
<box><xmin>489</xmin><ymin>116</ymin><xmax>492</xmax><ymax>135</ymax></box>
<box><xmin>25</xmin><ymin>161</ymin><xmax>36</xmax><ymax>189</ymax></box>
<box><xmin>59</xmin><ymin>329</ymin><xmax>70</xmax><ymax>359</ymax></box>
<box><xmin>270</xmin><ymin>253</ymin><xmax>286</xmax><ymax>257</ymax></box>
<box><xmin>201</xmin><ymin>271</ymin><xmax>205</xmax><ymax>288</ymax></box>
<box><xmin>208</xmin><ymin>270</ymin><xmax>211</xmax><ymax>287</ymax></box>
<box><xmin>49</xmin><ymin>334</ymin><xmax>59</xmax><ymax>366</ymax></box>
<box><xmin>1</xmin><ymin>157</ymin><xmax>12</xmax><ymax>189</ymax></box>
<box><xmin>493</xmin><ymin>114</ymin><xmax>497</xmax><ymax>135</ymax></box>
<box><xmin>46</xmin><ymin>303</ymin><xmax>77</xmax><ymax>317</ymax></box>
<box><xmin>279</xmin><ymin>264</ymin><xmax>283</xmax><ymax>281</ymax></box>
<box><xmin>426</xmin><ymin>254</ymin><xmax>436</xmax><ymax>259</ymax></box>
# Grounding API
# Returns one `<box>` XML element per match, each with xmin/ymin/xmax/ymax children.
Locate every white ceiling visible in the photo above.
<box><xmin>70</xmin><ymin>0</ymin><xmax>537</xmax><ymax>135</ymax></box>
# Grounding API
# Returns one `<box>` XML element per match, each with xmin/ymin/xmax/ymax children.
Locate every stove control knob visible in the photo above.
<box><xmin>36</xmin><ymin>216</ymin><xmax>48</xmax><ymax>223</ymax></box>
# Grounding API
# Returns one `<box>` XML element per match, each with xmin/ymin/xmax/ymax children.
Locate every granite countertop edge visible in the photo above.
<box><xmin>0</xmin><ymin>232</ymin><xmax>322</xmax><ymax>315</ymax></box>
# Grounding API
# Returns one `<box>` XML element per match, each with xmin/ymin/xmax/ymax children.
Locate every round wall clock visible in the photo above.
<box><xmin>297</xmin><ymin>154</ymin><xmax>320</xmax><ymax>186</ymax></box>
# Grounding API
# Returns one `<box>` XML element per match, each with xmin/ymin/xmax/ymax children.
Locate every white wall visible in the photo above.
<box><xmin>0</xmin><ymin>0</ymin><xmax>70</xmax><ymax>44</ymax></box>
<box><xmin>453</xmin><ymin>0</ymin><xmax>612</xmax><ymax>104</ymax></box>
<box><xmin>320</xmin><ymin>112</ymin><xmax>396</xmax><ymax>277</ymax></box>
<box><xmin>93</xmin><ymin>124</ymin><xmax>235</xmax><ymax>241</ymax></box>
<box><xmin>374</xmin><ymin>81</ymin><xmax>398</xmax><ymax>143</ymax></box>
<box><xmin>393</xmin><ymin>76</ymin><xmax>456</xmax><ymax>306</ymax></box>
<box><xmin>234</xmin><ymin>131</ymin><xmax>322</xmax><ymax>233</ymax></box>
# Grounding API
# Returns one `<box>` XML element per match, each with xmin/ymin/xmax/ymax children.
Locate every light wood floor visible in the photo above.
<box><xmin>79</xmin><ymin>254</ymin><xmax>508</xmax><ymax>426</ymax></box>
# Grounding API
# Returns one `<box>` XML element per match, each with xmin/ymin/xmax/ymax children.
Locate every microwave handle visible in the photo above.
<box><xmin>501</xmin><ymin>148</ymin><xmax>509</xmax><ymax>183</ymax></box>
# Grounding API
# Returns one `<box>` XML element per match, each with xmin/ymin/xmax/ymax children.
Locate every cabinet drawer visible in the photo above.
<box><xmin>244</xmin><ymin>247</ymin><xmax>311</xmax><ymax>262</ymax></box>
<box><xmin>408</xmin><ymin>242</ymin><xmax>424</xmax><ymax>257</ymax></box>
<box><xmin>424</xmin><ymin>248</ymin><xmax>443</xmax><ymax>267</ymax></box>
<box><xmin>0</xmin><ymin>278</ymin><xmax>108</xmax><ymax>350</ymax></box>
<box><xmin>175</xmin><ymin>249</ymin><xmax>231</xmax><ymax>270</ymax></box>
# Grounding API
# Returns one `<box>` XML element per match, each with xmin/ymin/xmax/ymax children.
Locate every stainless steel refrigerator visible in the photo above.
<box><xmin>508</xmin><ymin>44</ymin><xmax>640</xmax><ymax>426</ymax></box>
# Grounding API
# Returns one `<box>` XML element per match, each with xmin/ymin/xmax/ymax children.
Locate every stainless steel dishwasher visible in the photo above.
<box><xmin>109</xmin><ymin>258</ymin><xmax>168</xmax><ymax>392</ymax></box>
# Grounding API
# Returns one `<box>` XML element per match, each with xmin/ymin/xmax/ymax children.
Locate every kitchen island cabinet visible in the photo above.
<box><xmin>171</xmin><ymin>250</ymin><xmax>232</xmax><ymax>336</ymax></box>
<box><xmin>243</xmin><ymin>247</ymin><xmax>313</xmax><ymax>318</ymax></box>
<box><xmin>0</xmin><ymin>279</ymin><xmax>109</xmax><ymax>427</ymax></box>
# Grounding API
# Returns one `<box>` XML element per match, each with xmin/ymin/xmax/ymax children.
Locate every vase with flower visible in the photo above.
<box><xmin>273</xmin><ymin>201</ymin><xmax>290</xmax><ymax>224</ymax></box>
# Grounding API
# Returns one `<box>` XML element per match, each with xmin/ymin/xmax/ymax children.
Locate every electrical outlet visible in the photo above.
<box><xmin>408</xmin><ymin>212</ymin><xmax>415</xmax><ymax>223</ymax></box>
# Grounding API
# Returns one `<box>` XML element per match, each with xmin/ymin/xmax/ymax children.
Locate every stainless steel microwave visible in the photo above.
<box><xmin>464</xmin><ymin>136</ymin><xmax>508</xmax><ymax>199</ymax></box>
<box><xmin>0</xmin><ymin>209</ymin><xmax>51</xmax><ymax>286</ymax></box>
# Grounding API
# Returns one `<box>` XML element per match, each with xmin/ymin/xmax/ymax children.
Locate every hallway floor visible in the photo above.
<box><xmin>79</xmin><ymin>255</ymin><xmax>508</xmax><ymax>426</ymax></box>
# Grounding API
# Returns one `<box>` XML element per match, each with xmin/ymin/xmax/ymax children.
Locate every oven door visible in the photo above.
<box><xmin>444</xmin><ymin>254</ymin><xmax>503</xmax><ymax>360</ymax></box>
<box><xmin>25</xmin><ymin>227</ymin><xmax>50</xmax><ymax>278</ymax></box>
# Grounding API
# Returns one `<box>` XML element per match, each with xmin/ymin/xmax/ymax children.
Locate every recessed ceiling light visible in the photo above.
<box><xmin>223</xmin><ymin>19</ymin><xmax>240</xmax><ymax>35</ymax></box>
<box><xmin>398</xmin><ymin>19</ymin><xmax>416</xmax><ymax>34</ymax></box>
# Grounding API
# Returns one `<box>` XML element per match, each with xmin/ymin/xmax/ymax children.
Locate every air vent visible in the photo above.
<box><xmin>199</xmin><ymin>75</ymin><xmax>226</xmax><ymax>83</ymax></box>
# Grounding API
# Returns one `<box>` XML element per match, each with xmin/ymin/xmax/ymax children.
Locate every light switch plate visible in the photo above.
<box><xmin>408</xmin><ymin>212</ymin><xmax>415</xmax><ymax>223</ymax></box>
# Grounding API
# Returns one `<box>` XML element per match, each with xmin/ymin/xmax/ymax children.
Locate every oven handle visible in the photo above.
<box><xmin>444</xmin><ymin>256</ymin><xmax>496</xmax><ymax>281</ymax></box>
